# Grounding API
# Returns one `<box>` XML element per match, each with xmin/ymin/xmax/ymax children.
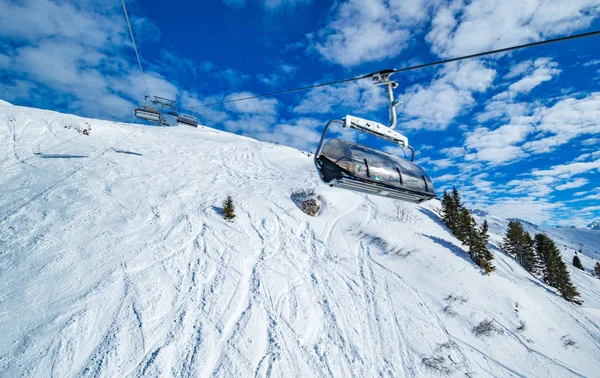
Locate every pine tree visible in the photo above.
<box><xmin>521</xmin><ymin>232</ymin><xmax>538</xmax><ymax>273</ymax></box>
<box><xmin>440</xmin><ymin>190</ymin><xmax>456</xmax><ymax>232</ymax></box>
<box><xmin>501</xmin><ymin>220</ymin><xmax>525</xmax><ymax>261</ymax></box>
<box><xmin>535</xmin><ymin>233</ymin><xmax>581</xmax><ymax>304</ymax></box>
<box><xmin>457</xmin><ymin>207</ymin><xmax>473</xmax><ymax>245</ymax></box>
<box><xmin>440</xmin><ymin>188</ymin><xmax>462</xmax><ymax>235</ymax></box>
<box><xmin>222</xmin><ymin>195</ymin><xmax>236</xmax><ymax>222</ymax></box>
<box><xmin>572</xmin><ymin>255</ymin><xmax>584</xmax><ymax>270</ymax></box>
<box><xmin>594</xmin><ymin>262</ymin><xmax>600</xmax><ymax>278</ymax></box>
<box><xmin>475</xmin><ymin>219</ymin><xmax>495</xmax><ymax>272</ymax></box>
<box><xmin>501</xmin><ymin>220</ymin><xmax>540</xmax><ymax>273</ymax></box>
<box><xmin>536</xmin><ymin>233</ymin><xmax>558</xmax><ymax>286</ymax></box>
<box><xmin>555</xmin><ymin>258</ymin><xmax>582</xmax><ymax>304</ymax></box>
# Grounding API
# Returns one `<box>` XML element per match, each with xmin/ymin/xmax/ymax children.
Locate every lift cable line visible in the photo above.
<box><xmin>188</xmin><ymin>29</ymin><xmax>600</xmax><ymax>110</ymax></box>
<box><xmin>121</xmin><ymin>0</ymin><xmax>149</xmax><ymax>95</ymax></box>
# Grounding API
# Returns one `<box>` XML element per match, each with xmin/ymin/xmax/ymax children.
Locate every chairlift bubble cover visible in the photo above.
<box><xmin>318</xmin><ymin>138</ymin><xmax>435</xmax><ymax>199</ymax></box>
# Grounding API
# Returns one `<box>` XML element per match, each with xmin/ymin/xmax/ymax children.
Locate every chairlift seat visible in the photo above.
<box><xmin>317</xmin><ymin>138</ymin><xmax>435</xmax><ymax>203</ymax></box>
<box><xmin>177</xmin><ymin>114</ymin><xmax>199</xmax><ymax>127</ymax></box>
<box><xmin>135</xmin><ymin>106</ymin><xmax>160</xmax><ymax>123</ymax></box>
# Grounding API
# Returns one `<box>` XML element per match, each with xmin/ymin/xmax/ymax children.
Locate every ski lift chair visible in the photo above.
<box><xmin>314</xmin><ymin>70</ymin><xmax>436</xmax><ymax>203</ymax></box>
<box><xmin>135</xmin><ymin>105</ymin><xmax>161</xmax><ymax>123</ymax></box>
<box><xmin>176</xmin><ymin>107</ymin><xmax>199</xmax><ymax>127</ymax></box>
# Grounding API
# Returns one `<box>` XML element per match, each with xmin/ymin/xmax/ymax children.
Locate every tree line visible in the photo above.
<box><xmin>501</xmin><ymin>220</ymin><xmax>582</xmax><ymax>304</ymax></box>
<box><xmin>440</xmin><ymin>188</ymin><xmax>495</xmax><ymax>272</ymax></box>
<box><xmin>440</xmin><ymin>187</ymin><xmax>583</xmax><ymax>305</ymax></box>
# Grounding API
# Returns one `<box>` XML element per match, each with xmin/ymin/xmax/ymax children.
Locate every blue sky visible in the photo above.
<box><xmin>1</xmin><ymin>0</ymin><xmax>600</xmax><ymax>226</ymax></box>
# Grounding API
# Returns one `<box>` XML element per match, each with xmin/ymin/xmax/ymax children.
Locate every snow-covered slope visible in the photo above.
<box><xmin>1</xmin><ymin>102</ymin><xmax>600</xmax><ymax>377</ymax></box>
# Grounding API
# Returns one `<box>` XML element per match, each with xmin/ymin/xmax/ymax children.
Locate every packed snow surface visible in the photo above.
<box><xmin>1</xmin><ymin>102</ymin><xmax>600</xmax><ymax>377</ymax></box>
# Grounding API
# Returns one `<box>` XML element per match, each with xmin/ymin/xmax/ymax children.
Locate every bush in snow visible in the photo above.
<box><xmin>442</xmin><ymin>304</ymin><xmax>457</xmax><ymax>316</ymax></box>
<box><xmin>561</xmin><ymin>335</ymin><xmax>578</xmax><ymax>349</ymax></box>
<box><xmin>393</xmin><ymin>201</ymin><xmax>418</xmax><ymax>223</ymax></box>
<box><xmin>421</xmin><ymin>341</ymin><xmax>463</xmax><ymax>374</ymax></box>
<box><xmin>572</xmin><ymin>254</ymin><xmax>584</xmax><ymax>270</ymax></box>
<box><xmin>594</xmin><ymin>262</ymin><xmax>600</xmax><ymax>278</ymax></box>
<box><xmin>291</xmin><ymin>189</ymin><xmax>321</xmax><ymax>216</ymax></box>
<box><xmin>516</xmin><ymin>320</ymin><xmax>527</xmax><ymax>332</ymax></box>
<box><xmin>472</xmin><ymin>319</ymin><xmax>503</xmax><ymax>337</ymax></box>
<box><xmin>222</xmin><ymin>196</ymin><xmax>236</xmax><ymax>222</ymax></box>
<box><xmin>442</xmin><ymin>294</ymin><xmax>467</xmax><ymax>316</ymax></box>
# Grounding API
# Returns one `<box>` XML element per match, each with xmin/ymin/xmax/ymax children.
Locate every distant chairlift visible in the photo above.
<box><xmin>134</xmin><ymin>96</ymin><xmax>199</xmax><ymax>128</ymax></box>
<box><xmin>135</xmin><ymin>105</ymin><xmax>161</xmax><ymax>123</ymax></box>
<box><xmin>176</xmin><ymin>107</ymin><xmax>199</xmax><ymax>127</ymax></box>
<box><xmin>135</xmin><ymin>95</ymin><xmax>161</xmax><ymax>123</ymax></box>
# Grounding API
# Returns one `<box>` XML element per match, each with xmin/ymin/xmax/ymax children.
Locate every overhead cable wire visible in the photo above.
<box><xmin>189</xmin><ymin>29</ymin><xmax>600</xmax><ymax>109</ymax></box>
<box><xmin>121</xmin><ymin>0</ymin><xmax>149</xmax><ymax>95</ymax></box>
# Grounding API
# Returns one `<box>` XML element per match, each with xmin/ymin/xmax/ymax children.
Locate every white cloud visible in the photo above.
<box><xmin>256</xmin><ymin>73</ymin><xmax>283</xmax><ymax>87</ymax></box>
<box><xmin>556</xmin><ymin>178</ymin><xmax>589</xmax><ymax>191</ymax></box>
<box><xmin>485</xmin><ymin>198</ymin><xmax>563</xmax><ymax>225</ymax></box>
<box><xmin>256</xmin><ymin>117</ymin><xmax>323</xmax><ymax>151</ymax></box>
<box><xmin>583</xmin><ymin>59</ymin><xmax>600</xmax><ymax>67</ymax></box>
<box><xmin>293</xmin><ymin>78</ymin><xmax>386</xmax><ymax>115</ymax></box>
<box><xmin>427</xmin><ymin>0</ymin><xmax>600</xmax><ymax>57</ymax></box>
<box><xmin>0</xmin><ymin>0</ymin><xmax>126</xmax><ymax>48</ymax></box>
<box><xmin>399</xmin><ymin>61</ymin><xmax>496</xmax><ymax>130</ymax></box>
<box><xmin>310</xmin><ymin>0</ymin><xmax>432</xmax><ymax>66</ymax></box>
<box><xmin>531</xmin><ymin>159</ymin><xmax>600</xmax><ymax>178</ymax></box>
<box><xmin>0</xmin><ymin>0</ymin><xmax>178</xmax><ymax>120</ymax></box>
<box><xmin>524</xmin><ymin>92</ymin><xmax>600</xmax><ymax>153</ymax></box>
<box><xmin>224</xmin><ymin>92</ymin><xmax>279</xmax><ymax>115</ymax></box>
<box><xmin>464</xmin><ymin>123</ymin><xmax>532</xmax><ymax>164</ymax></box>
<box><xmin>507</xmin><ymin>58</ymin><xmax>561</xmax><ymax>93</ymax></box>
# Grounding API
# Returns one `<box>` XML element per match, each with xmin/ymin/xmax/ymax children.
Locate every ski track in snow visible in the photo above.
<box><xmin>1</xmin><ymin>103</ymin><xmax>600</xmax><ymax>377</ymax></box>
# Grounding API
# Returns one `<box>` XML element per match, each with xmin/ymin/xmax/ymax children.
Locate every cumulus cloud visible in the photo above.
<box><xmin>256</xmin><ymin>117</ymin><xmax>323</xmax><ymax>151</ymax></box>
<box><xmin>0</xmin><ymin>0</ymin><xmax>177</xmax><ymax>120</ymax></box>
<box><xmin>556</xmin><ymin>178</ymin><xmax>589</xmax><ymax>191</ymax></box>
<box><xmin>485</xmin><ymin>198</ymin><xmax>563</xmax><ymax>225</ymax></box>
<box><xmin>531</xmin><ymin>158</ymin><xmax>600</xmax><ymax>178</ymax></box>
<box><xmin>398</xmin><ymin>61</ymin><xmax>496</xmax><ymax>130</ymax></box>
<box><xmin>293</xmin><ymin>78</ymin><xmax>386</xmax><ymax>115</ymax></box>
<box><xmin>224</xmin><ymin>92</ymin><xmax>279</xmax><ymax>115</ymax></box>
<box><xmin>426</xmin><ymin>0</ymin><xmax>600</xmax><ymax>57</ymax></box>
<box><xmin>524</xmin><ymin>92</ymin><xmax>600</xmax><ymax>153</ymax></box>
<box><xmin>310</xmin><ymin>0</ymin><xmax>432</xmax><ymax>66</ymax></box>
<box><xmin>464</xmin><ymin>123</ymin><xmax>532</xmax><ymax>164</ymax></box>
<box><xmin>507</xmin><ymin>58</ymin><xmax>561</xmax><ymax>93</ymax></box>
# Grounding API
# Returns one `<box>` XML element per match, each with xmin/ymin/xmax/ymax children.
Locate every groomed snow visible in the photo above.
<box><xmin>1</xmin><ymin>102</ymin><xmax>599</xmax><ymax>377</ymax></box>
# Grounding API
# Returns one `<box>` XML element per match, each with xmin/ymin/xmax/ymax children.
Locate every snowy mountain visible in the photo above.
<box><xmin>2</xmin><ymin>101</ymin><xmax>600</xmax><ymax>377</ymax></box>
<box><xmin>587</xmin><ymin>221</ymin><xmax>600</xmax><ymax>230</ymax></box>
<box><xmin>507</xmin><ymin>218</ymin><xmax>541</xmax><ymax>231</ymax></box>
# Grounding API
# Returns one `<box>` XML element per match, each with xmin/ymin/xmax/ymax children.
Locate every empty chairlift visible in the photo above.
<box><xmin>135</xmin><ymin>105</ymin><xmax>161</xmax><ymax>123</ymax></box>
<box><xmin>314</xmin><ymin>70</ymin><xmax>436</xmax><ymax>203</ymax></box>
<box><xmin>176</xmin><ymin>107</ymin><xmax>199</xmax><ymax>127</ymax></box>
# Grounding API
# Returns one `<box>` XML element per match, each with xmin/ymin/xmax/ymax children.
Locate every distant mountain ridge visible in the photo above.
<box><xmin>587</xmin><ymin>221</ymin><xmax>600</xmax><ymax>230</ymax></box>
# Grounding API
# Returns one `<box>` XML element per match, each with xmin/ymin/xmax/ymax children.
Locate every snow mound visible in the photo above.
<box><xmin>1</xmin><ymin>104</ymin><xmax>600</xmax><ymax>377</ymax></box>
<box><xmin>0</xmin><ymin>98</ymin><xmax>13</xmax><ymax>106</ymax></box>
